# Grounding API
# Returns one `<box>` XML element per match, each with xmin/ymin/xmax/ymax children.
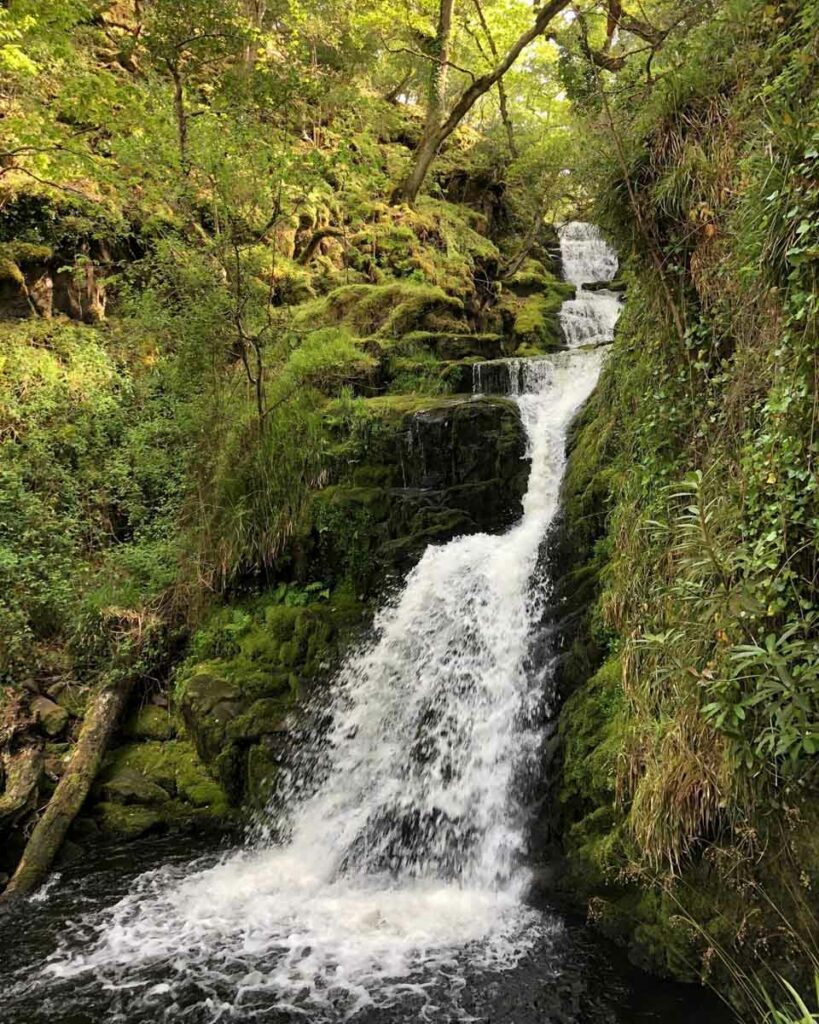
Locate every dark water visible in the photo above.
<box><xmin>0</xmin><ymin>831</ymin><xmax>732</xmax><ymax>1024</ymax></box>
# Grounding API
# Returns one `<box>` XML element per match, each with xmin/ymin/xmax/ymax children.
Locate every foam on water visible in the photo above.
<box><xmin>30</xmin><ymin>222</ymin><xmax>621</xmax><ymax>1022</ymax></box>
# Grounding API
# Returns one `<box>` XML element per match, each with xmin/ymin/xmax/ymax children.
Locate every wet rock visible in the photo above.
<box><xmin>471</xmin><ymin>358</ymin><xmax>527</xmax><ymax>395</ymax></box>
<box><xmin>246</xmin><ymin>741</ymin><xmax>281</xmax><ymax>808</ymax></box>
<box><xmin>312</xmin><ymin>394</ymin><xmax>527</xmax><ymax>589</ymax></box>
<box><xmin>54</xmin><ymin>840</ymin><xmax>83</xmax><ymax>867</ymax></box>
<box><xmin>400</xmin><ymin>396</ymin><xmax>525</xmax><ymax>492</ymax></box>
<box><xmin>584</xmin><ymin>278</ymin><xmax>626</xmax><ymax>293</ymax></box>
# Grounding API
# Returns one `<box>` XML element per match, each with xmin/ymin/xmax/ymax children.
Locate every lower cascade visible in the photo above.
<box><xmin>15</xmin><ymin>224</ymin><xmax>622</xmax><ymax>1021</ymax></box>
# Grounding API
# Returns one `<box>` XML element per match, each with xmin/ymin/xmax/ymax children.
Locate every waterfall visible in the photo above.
<box><xmin>37</xmin><ymin>223</ymin><xmax>622</xmax><ymax>1021</ymax></box>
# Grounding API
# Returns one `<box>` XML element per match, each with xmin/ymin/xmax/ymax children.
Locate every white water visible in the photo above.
<box><xmin>42</xmin><ymin>223</ymin><xmax>621</xmax><ymax>1021</ymax></box>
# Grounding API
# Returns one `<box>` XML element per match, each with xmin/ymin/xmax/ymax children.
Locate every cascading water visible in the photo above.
<box><xmin>7</xmin><ymin>223</ymin><xmax>624</xmax><ymax>1023</ymax></box>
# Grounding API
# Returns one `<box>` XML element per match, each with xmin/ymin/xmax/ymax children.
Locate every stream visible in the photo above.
<box><xmin>0</xmin><ymin>224</ymin><xmax>730</xmax><ymax>1024</ymax></box>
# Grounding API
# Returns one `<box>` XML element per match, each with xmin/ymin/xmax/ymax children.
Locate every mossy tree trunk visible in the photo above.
<box><xmin>424</xmin><ymin>0</ymin><xmax>455</xmax><ymax>147</ymax></box>
<box><xmin>2</xmin><ymin>676</ymin><xmax>135</xmax><ymax>899</ymax></box>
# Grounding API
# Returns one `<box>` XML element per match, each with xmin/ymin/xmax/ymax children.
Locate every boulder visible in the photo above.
<box><xmin>179</xmin><ymin>673</ymin><xmax>247</xmax><ymax>770</ymax></box>
<box><xmin>94</xmin><ymin>802</ymin><xmax>162</xmax><ymax>838</ymax></box>
<box><xmin>312</xmin><ymin>394</ymin><xmax>528</xmax><ymax>587</ymax></box>
<box><xmin>99</xmin><ymin>766</ymin><xmax>170</xmax><ymax>806</ymax></box>
<box><xmin>89</xmin><ymin>740</ymin><xmax>231</xmax><ymax>837</ymax></box>
<box><xmin>122</xmin><ymin>704</ymin><xmax>177</xmax><ymax>741</ymax></box>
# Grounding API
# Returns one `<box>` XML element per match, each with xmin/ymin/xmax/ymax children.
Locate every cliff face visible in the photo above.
<box><xmin>551</xmin><ymin>0</ymin><xmax>819</xmax><ymax>1001</ymax></box>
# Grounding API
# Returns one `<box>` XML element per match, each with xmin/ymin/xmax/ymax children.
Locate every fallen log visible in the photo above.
<box><xmin>2</xmin><ymin>674</ymin><xmax>134</xmax><ymax>899</ymax></box>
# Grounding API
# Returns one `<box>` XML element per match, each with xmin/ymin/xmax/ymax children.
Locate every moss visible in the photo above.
<box><xmin>197</xmin><ymin>599</ymin><xmax>356</xmax><ymax>700</ymax></box>
<box><xmin>99</xmin><ymin>766</ymin><xmax>170</xmax><ymax>806</ymax></box>
<box><xmin>177</xmin><ymin>587</ymin><xmax>365</xmax><ymax>799</ymax></box>
<box><xmin>50</xmin><ymin>682</ymin><xmax>92</xmax><ymax>718</ymax></box>
<box><xmin>0</xmin><ymin>242</ymin><xmax>54</xmax><ymax>286</ymax></box>
<box><xmin>0</xmin><ymin>258</ymin><xmax>24</xmax><ymax>285</ymax></box>
<box><xmin>505</xmin><ymin>259</ymin><xmax>554</xmax><ymax>295</ymax></box>
<box><xmin>294</xmin><ymin>282</ymin><xmax>464</xmax><ymax>338</ymax></box>
<box><xmin>228</xmin><ymin>697</ymin><xmax>291</xmax><ymax>742</ymax></box>
<box><xmin>629</xmin><ymin>890</ymin><xmax>701</xmax><ymax>980</ymax></box>
<box><xmin>313</xmin><ymin>394</ymin><xmax>528</xmax><ymax>588</ymax></box>
<box><xmin>557</xmin><ymin>655</ymin><xmax>705</xmax><ymax>980</ymax></box>
<box><xmin>95</xmin><ymin>802</ymin><xmax>163</xmax><ymax>837</ymax></box>
<box><xmin>495</xmin><ymin>274</ymin><xmax>573</xmax><ymax>352</ymax></box>
<box><xmin>398</xmin><ymin>330</ymin><xmax>506</xmax><ymax>361</ymax></box>
<box><xmin>271</xmin><ymin>257</ymin><xmax>316</xmax><ymax>304</ymax></box>
<box><xmin>122</xmin><ymin>704</ymin><xmax>177</xmax><ymax>741</ymax></box>
<box><xmin>6</xmin><ymin>242</ymin><xmax>54</xmax><ymax>264</ymax></box>
<box><xmin>340</xmin><ymin>197</ymin><xmax>500</xmax><ymax>295</ymax></box>
<box><xmin>378</xmin><ymin>507</ymin><xmax>471</xmax><ymax>564</ymax></box>
<box><xmin>512</xmin><ymin>293</ymin><xmax>559</xmax><ymax>349</ymax></box>
<box><xmin>311</xmin><ymin>487</ymin><xmax>389</xmax><ymax>587</ymax></box>
<box><xmin>98</xmin><ymin>739</ymin><xmax>230</xmax><ymax>819</ymax></box>
<box><xmin>560</xmin><ymin>656</ymin><xmax>625</xmax><ymax>810</ymax></box>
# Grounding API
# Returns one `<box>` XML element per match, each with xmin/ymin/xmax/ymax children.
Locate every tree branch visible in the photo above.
<box><xmin>470</xmin><ymin>0</ymin><xmax>518</xmax><ymax>157</ymax></box>
<box><xmin>384</xmin><ymin>44</ymin><xmax>475</xmax><ymax>81</ymax></box>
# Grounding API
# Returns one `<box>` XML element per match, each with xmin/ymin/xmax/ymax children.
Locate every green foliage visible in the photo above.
<box><xmin>763</xmin><ymin>974</ymin><xmax>819</xmax><ymax>1024</ymax></box>
<box><xmin>555</xmin><ymin>0</ymin><xmax>819</xmax><ymax>998</ymax></box>
<box><xmin>0</xmin><ymin>319</ymin><xmax>186</xmax><ymax>681</ymax></box>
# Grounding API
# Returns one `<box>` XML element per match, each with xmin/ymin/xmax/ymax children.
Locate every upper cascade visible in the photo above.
<box><xmin>557</xmin><ymin>222</ymin><xmax>621</xmax><ymax>350</ymax></box>
<box><xmin>557</xmin><ymin>221</ymin><xmax>619</xmax><ymax>287</ymax></box>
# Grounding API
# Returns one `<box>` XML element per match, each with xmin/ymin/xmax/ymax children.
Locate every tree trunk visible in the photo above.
<box><xmin>393</xmin><ymin>131</ymin><xmax>444</xmax><ymax>207</ymax></box>
<box><xmin>1</xmin><ymin>676</ymin><xmax>135</xmax><ymax>899</ymax></box>
<box><xmin>425</xmin><ymin>0</ymin><xmax>455</xmax><ymax>138</ymax></box>
<box><xmin>168</xmin><ymin>58</ymin><xmax>189</xmax><ymax>176</ymax></box>
<box><xmin>393</xmin><ymin>0</ymin><xmax>571</xmax><ymax>204</ymax></box>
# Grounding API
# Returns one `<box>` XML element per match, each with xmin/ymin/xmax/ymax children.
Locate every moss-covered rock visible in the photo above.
<box><xmin>122</xmin><ymin>704</ymin><xmax>177</xmax><ymax>741</ymax></box>
<box><xmin>294</xmin><ymin>281</ymin><xmax>464</xmax><ymax>338</ymax></box>
<box><xmin>177</xmin><ymin>588</ymin><xmax>364</xmax><ymax>803</ymax></box>
<box><xmin>94</xmin><ymin>802</ymin><xmax>163</xmax><ymax>838</ymax></box>
<box><xmin>494</xmin><ymin>274</ymin><xmax>574</xmax><ymax>353</ymax></box>
<box><xmin>246</xmin><ymin>740</ymin><xmax>281</xmax><ymax>809</ymax></box>
<box><xmin>396</xmin><ymin>330</ymin><xmax>506</xmax><ymax>361</ymax></box>
<box><xmin>90</xmin><ymin>739</ymin><xmax>231</xmax><ymax>837</ymax></box>
<box><xmin>32</xmin><ymin>696</ymin><xmax>69</xmax><ymax>738</ymax></box>
<box><xmin>99</xmin><ymin>766</ymin><xmax>170</xmax><ymax>806</ymax></box>
<box><xmin>312</xmin><ymin>394</ymin><xmax>528</xmax><ymax>587</ymax></box>
<box><xmin>505</xmin><ymin>259</ymin><xmax>567</xmax><ymax>297</ymax></box>
<box><xmin>177</xmin><ymin>387</ymin><xmax>529</xmax><ymax>806</ymax></box>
